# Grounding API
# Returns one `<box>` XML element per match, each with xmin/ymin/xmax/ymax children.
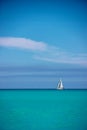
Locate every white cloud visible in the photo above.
<box><xmin>34</xmin><ymin>49</ymin><xmax>87</xmax><ymax>66</ymax></box>
<box><xmin>0</xmin><ymin>37</ymin><xmax>87</xmax><ymax>66</ymax></box>
<box><xmin>35</xmin><ymin>55</ymin><xmax>87</xmax><ymax>65</ymax></box>
<box><xmin>0</xmin><ymin>37</ymin><xmax>47</xmax><ymax>51</ymax></box>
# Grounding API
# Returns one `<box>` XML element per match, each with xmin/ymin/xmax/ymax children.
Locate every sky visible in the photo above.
<box><xmin>0</xmin><ymin>0</ymin><xmax>87</xmax><ymax>89</ymax></box>
<box><xmin>0</xmin><ymin>0</ymin><xmax>87</xmax><ymax>68</ymax></box>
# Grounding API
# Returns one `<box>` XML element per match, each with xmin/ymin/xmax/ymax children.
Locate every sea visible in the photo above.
<box><xmin>0</xmin><ymin>90</ymin><xmax>87</xmax><ymax>130</ymax></box>
<box><xmin>0</xmin><ymin>67</ymin><xmax>87</xmax><ymax>130</ymax></box>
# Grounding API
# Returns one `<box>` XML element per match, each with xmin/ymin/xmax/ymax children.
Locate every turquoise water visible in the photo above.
<box><xmin>0</xmin><ymin>90</ymin><xmax>87</xmax><ymax>130</ymax></box>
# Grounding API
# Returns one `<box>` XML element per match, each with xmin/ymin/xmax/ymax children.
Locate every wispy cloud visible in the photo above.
<box><xmin>0</xmin><ymin>37</ymin><xmax>87</xmax><ymax>66</ymax></box>
<box><xmin>0</xmin><ymin>37</ymin><xmax>47</xmax><ymax>51</ymax></box>
<box><xmin>34</xmin><ymin>45</ymin><xmax>87</xmax><ymax>66</ymax></box>
<box><xmin>35</xmin><ymin>54</ymin><xmax>87</xmax><ymax>65</ymax></box>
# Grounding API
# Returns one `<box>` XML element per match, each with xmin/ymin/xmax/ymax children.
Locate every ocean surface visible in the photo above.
<box><xmin>0</xmin><ymin>90</ymin><xmax>87</xmax><ymax>130</ymax></box>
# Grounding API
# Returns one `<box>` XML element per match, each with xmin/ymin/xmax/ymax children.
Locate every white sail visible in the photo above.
<box><xmin>57</xmin><ymin>79</ymin><xmax>64</xmax><ymax>90</ymax></box>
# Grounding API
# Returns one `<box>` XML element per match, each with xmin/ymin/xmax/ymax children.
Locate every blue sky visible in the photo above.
<box><xmin>0</xmin><ymin>0</ymin><xmax>87</xmax><ymax>89</ymax></box>
<box><xmin>0</xmin><ymin>0</ymin><xmax>87</xmax><ymax>67</ymax></box>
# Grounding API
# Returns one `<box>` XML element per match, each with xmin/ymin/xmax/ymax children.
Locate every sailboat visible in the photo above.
<box><xmin>57</xmin><ymin>79</ymin><xmax>64</xmax><ymax>90</ymax></box>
